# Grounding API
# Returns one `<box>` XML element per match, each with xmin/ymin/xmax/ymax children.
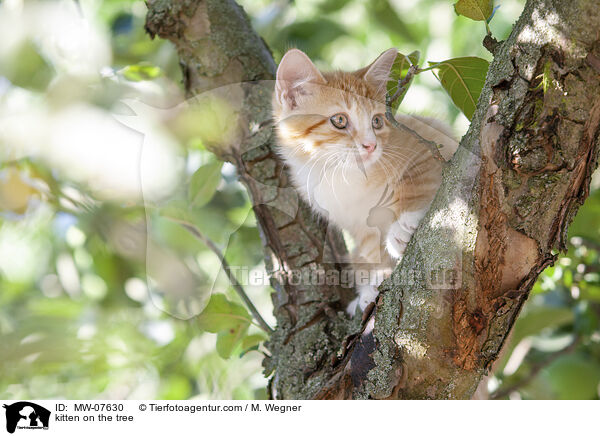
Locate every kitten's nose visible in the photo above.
<box><xmin>362</xmin><ymin>142</ymin><xmax>377</xmax><ymax>153</ymax></box>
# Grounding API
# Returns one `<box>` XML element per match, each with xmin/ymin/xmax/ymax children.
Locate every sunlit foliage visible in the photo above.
<box><xmin>1</xmin><ymin>0</ymin><xmax>599</xmax><ymax>400</ymax></box>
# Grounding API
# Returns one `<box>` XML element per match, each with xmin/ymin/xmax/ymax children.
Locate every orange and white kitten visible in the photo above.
<box><xmin>272</xmin><ymin>48</ymin><xmax>458</xmax><ymax>314</ymax></box>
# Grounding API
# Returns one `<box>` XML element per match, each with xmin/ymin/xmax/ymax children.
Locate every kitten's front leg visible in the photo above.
<box><xmin>385</xmin><ymin>208</ymin><xmax>428</xmax><ymax>259</ymax></box>
<box><xmin>346</xmin><ymin>234</ymin><xmax>394</xmax><ymax>316</ymax></box>
<box><xmin>346</xmin><ymin>283</ymin><xmax>380</xmax><ymax>315</ymax></box>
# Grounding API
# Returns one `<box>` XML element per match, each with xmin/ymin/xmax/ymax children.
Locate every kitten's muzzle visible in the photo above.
<box><xmin>362</xmin><ymin>142</ymin><xmax>377</xmax><ymax>153</ymax></box>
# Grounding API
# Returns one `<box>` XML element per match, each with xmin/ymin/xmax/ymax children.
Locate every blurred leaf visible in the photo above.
<box><xmin>542</xmin><ymin>354</ymin><xmax>600</xmax><ymax>400</ymax></box>
<box><xmin>574</xmin><ymin>302</ymin><xmax>599</xmax><ymax>336</ymax></box>
<box><xmin>253</xmin><ymin>387</ymin><xmax>268</xmax><ymax>400</ymax></box>
<box><xmin>216</xmin><ymin>323</ymin><xmax>249</xmax><ymax>359</ymax></box>
<box><xmin>318</xmin><ymin>0</ymin><xmax>352</xmax><ymax>13</ymax></box>
<box><xmin>159</xmin><ymin>202</ymin><xmax>197</xmax><ymax>227</ymax></box>
<box><xmin>121</xmin><ymin>63</ymin><xmax>163</xmax><ymax>81</ymax></box>
<box><xmin>199</xmin><ymin>294</ymin><xmax>253</xmax><ymax>359</ymax></box>
<box><xmin>188</xmin><ymin>162</ymin><xmax>223</xmax><ymax>208</ymax></box>
<box><xmin>0</xmin><ymin>40</ymin><xmax>54</xmax><ymax>91</ymax></box>
<box><xmin>387</xmin><ymin>50</ymin><xmax>420</xmax><ymax>113</ymax></box>
<box><xmin>196</xmin><ymin>294</ymin><xmax>251</xmax><ymax>334</ymax></box>
<box><xmin>187</xmin><ymin>138</ymin><xmax>205</xmax><ymax>151</ymax></box>
<box><xmin>0</xmin><ymin>168</ymin><xmax>39</xmax><ymax>214</ymax></box>
<box><xmin>580</xmin><ymin>283</ymin><xmax>600</xmax><ymax>302</ymax></box>
<box><xmin>453</xmin><ymin>0</ymin><xmax>494</xmax><ymax>22</ymax></box>
<box><xmin>226</xmin><ymin>202</ymin><xmax>254</xmax><ymax>228</ymax></box>
<box><xmin>277</xmin><ymin>19</ymin><xmax>347</xmax><ymax>55</ymax></box>
<box><xmin>518</xmin><ymin>371</ymin><xmax>557</xmax><ymax>400</ymax></box>
<box><xmin>568</xmin><ymin>189</ymin><xmax>600</xmax><ymax>241</ymax></box>
<box><xmin>185</xmin><ymin>99</ymin><xmax>239</xmax><ymax>151</ymax></box>
<box><xmin>160</xmin><ymin>375</ymin><xmax>192</xmax><ymax>400</ymax></box>
<box><xmin>27</xmin><ymin>298</ymin><xmax>83</xmax><ymax>319</ymax></box>
<box><xmin>239</xmin><ymin>333</ymin><xmax>267</xmax><ymax>357</ymax></box>
<box><xmin>563</xmin><ymin>268</ymin><xmax>573</xmax><ymax>288</ymax></box>
<box><xmin>511</xmin><ymin>305</ymin><xmax>574</xmax><ymax>345</ymax></box>
<box><xmin>371</xmin><ymin>0</ymin><xmax>416</xmax><ymax>42</ymax></box>
<box><xmin>232</xmin><ymin>384</ymin><xmax>253</xmax><ymax>400</ymax></box>
<box><xmin>429</xmin><ymin>57</ymin><xmax>489</xmax><ymax>120</ymax></box>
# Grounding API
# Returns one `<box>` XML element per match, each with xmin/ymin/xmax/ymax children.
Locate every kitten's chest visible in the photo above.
<box><xmin>293</xmin><ymin>162</ymin><xmax>381</xmax><ymax>231</ymax></box>
<box><xmin>315</xmin><ymin>180</ymin><xmax>372</xmax><ymax>229</ymax></box>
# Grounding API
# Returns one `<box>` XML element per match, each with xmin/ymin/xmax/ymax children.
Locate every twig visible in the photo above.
<box><xmin>385</xmin><ymin>64</ymin><xmax>447</xmax><ymax>163</ymax></box>
<box><xmin>489</xmin><ymin>336</ymin><xmax>580</xmax><ymax>399</ymax></box>
<box><xmin>483</xmin><ymin>34</ymin><xmax>501</xmax><ymax>55</ymax></box>
<box><xmin>387</xmin><ymin>64</ymin><xmax>419</xmax><ymax>107</ymax></box>
<box><xmin>385</xmin><ymin>109</ymin><xmax>446</xmax><ymax>163</ymax></box>
<box><xmin>167</xmin><ymin>216</ymin><xmax>274</xmax><ymax>334</ymax></box>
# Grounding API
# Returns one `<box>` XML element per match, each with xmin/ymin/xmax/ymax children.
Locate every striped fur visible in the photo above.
<box><xmin>273</xmin><ymin>48</ymin><xmax>458</xmax><ymax>313</ymax></box>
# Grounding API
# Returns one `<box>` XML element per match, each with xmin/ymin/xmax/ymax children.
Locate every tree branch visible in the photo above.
<box><xmin>146</xmin><ymin>0</ymin><xmax>356</xmax><ymax>400</ymax></box>
<box><xmin>489</xmin><ymin>336</ymin><xmax>580</xmax><ymax>400</ymax></box>
<box><xmin>147</xmin><ymin>0</ymin><xmax>600</xmax><ymax>399</ymax></box>
<box><xmin>170</xmin><ymin>218</ymin><xmax>274</xmax><ymax>334</ymax></box>
<box><xmin>314</xmin><ymin>0</ymin><xmax>600</xmax><ymax>399</ymax></box>
<box><xmin>385</xmin><ymin>64</ymin><xmax>446</xmax><ymax>162</ymax></box>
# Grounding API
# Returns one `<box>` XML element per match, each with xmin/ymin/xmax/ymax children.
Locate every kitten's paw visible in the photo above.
<box><xmin>346</xmin><ymin>297</ymin><xmax>360</xmax><ymax>316</ymax></box>
<box><xmin>385</xmin><ymin>209</ymin><xmax>427</xmax><ymax>259</ymax></box>
<box><xmin>346</xmin><ymin>284</ymin><xmax>379</xmax><ymax>316</ymax></box>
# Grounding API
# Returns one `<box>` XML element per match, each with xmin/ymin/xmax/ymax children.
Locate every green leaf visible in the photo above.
<box><xmin>216</xmin><ymin>323</ymin><xmax>249</xmax><ymax>359</ymax></box>
<box><xmin>429</xmin><ymin>57</ymin><xmax>489</xmax><ymax>120</ymax></box>
<box><xmin>121</xmin><ymin>63</ymin><xmax>163</xmax><ymax>81</ymax></box>
<box><xmin>580</xmin><ymin>283</ymin><xmax>600</xmax><ymax>302</ymax></box>
<box><xmin>318</xmin><ymin>0</ymin><xmax>352</xmax><ymax>13</ymax></box>
<box><xmin>0</xmin><ymin>40</ymin><xmax>54</xmax><ymax>91</ymax></box>
<box><xmin>387</xmin><ymin>50</ymin><xmax>420</xmax><ymax>113</ymax></box>
<box><xmin>496</xmin><ymin>303</ymin><xmax>575</xmax><ymax>372</ymax></box>
<box><xmin>160</xmin><ymin>375</ymin><xmax>192</xmax><ymax>400</ymax></box>
<box><xmin>568</xmin><ymin>189</ymin><xmax>600</xmax><ymax>241</ymax></box>
<box><xmin>27</xmin><ymin>298</ymin><xmax>84</xmax><ymax>319</ymax></box>
<box><xmin>196</xmin><ymin>294</ymin><xmax>251</xmax><ymax>333</ymax></box>
<box><xmin>574</xmin><ymin>302</ymin><xmax>599</xmax><ymax>336</ymax></box>
<box><xmin>542</xmin><ymin>354</ymin><xmax>600</xmax><ymax>399</ymax></box>
<box><xmin>512</xmin><ymin>305</ymin><xmax>574</xmax><ymax>345</ymax></box>
<box><xmin>188</xmin><ymin>161</ymin><xmax>223</xmax><ymax>208</ymax></box>
<box><xmin>239</xmin><ymin>333</ymin><xmax>267</xmax><ymax>357</ymax></box>
<box><xmin>242</xmin><ymin>333</ymin><xmax>267</xmax><ymax>349</ymax></box>
<box><xmin>159</xmin><ymin>201</ymin><xmax>197</xmax><ymax>226</ymax></box>
<box><xmin>371</xmin><ymin>0</ymin><xmax>416</xmax><ymax>42</ymax></box>
<box><xmin>453</xmin><ymin>0</ymin><xmax>494</xmax><ymax>22</ymax></box>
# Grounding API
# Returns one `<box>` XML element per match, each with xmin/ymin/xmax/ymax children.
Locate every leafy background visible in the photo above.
<box><xmin>1</xmin><ymin>0</ymin><xmax>599</xmax><ymax>400</ymax></box>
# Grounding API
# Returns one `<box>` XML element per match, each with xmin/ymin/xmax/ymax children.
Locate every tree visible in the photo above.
<box><xmin>145</xmin><ymin>0</ymin><xmax>600</xmax><ymax>399</ymax></box>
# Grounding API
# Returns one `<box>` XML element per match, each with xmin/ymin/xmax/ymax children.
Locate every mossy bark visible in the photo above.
<box><xmin>146</xmin><ymin>0</ymin><xmax>600</xmax><ymax>399</ymax></box>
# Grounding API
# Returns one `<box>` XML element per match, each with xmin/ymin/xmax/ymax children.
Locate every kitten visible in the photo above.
<box><xmin>272</xmin><ymin>48</ymin><xmax>458</xmax><ymax>314</ymax></box>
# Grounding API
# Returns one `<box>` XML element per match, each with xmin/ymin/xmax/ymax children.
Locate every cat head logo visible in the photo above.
<box><xmin>114</xmin><ymin>91</ymin><xmax>300</xmax><ymax>320</ymax></box>
<box><xmin>2</xmin><ymin>402</ymin><xmax>50</xmax><ymax>434</ymax></box>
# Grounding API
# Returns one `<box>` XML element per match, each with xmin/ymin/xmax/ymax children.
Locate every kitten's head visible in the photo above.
<box><xmin>272</xmin><ymin>48</ymin><xmax>397</xmax><ymax>169</ymax></box>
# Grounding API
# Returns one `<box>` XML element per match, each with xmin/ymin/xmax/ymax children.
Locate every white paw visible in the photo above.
<box><xmin>346</xmin><ymin>284</ymin><xmax>379</xmax><ymax>316</ymax></box>
<box><xmin>346</xmin><ymin>297</ymin><xmax>360</xmax><ymax>316</ymax></box>
<box><xmin>385</xmin><ymin>209</ymin><xmax>427</xmax><ymax>259</ymax></box>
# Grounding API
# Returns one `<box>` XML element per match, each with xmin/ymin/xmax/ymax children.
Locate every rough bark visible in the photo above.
<box><xmin>145</xmin><ymin>0</ymin><xmax>357</xmax><ymax>400</ymax></box>
<box><xmin>146</xmin><ymin>0</ymin><xmax>600</xmax><ymax>399</ymax></box>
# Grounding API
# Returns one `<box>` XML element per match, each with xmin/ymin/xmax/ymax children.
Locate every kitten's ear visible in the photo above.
<box><xmin>275</xmin><ymin>49</ymin><xmax>326</xmax><ymax>109</ymax></box>
<box><xmin>361</xmin><ymin>48</ymin><xmax>398</xmax><ymax>91</ymax></box>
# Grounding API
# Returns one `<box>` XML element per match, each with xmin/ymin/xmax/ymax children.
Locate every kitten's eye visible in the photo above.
<box><xmin>330</xmin><ymin>113</ymin><xmax>348</xmax><ymax>129</ymax></box>
<box><xmin>372</xmin><ymin>114</ymin><xmax>384</xmax><ymax>130</ymax></box>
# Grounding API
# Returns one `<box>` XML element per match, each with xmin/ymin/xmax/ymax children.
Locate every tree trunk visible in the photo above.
<box><xmin>145</xmin><ymin>0</ymin><xmax>600</xmax><ymax>399</ymax></box>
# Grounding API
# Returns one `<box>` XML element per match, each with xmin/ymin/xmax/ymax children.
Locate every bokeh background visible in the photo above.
<box><xmin>1</xmin><ymin>0</ymin><xmax>599</xmax><ymax>400</ymax></box>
